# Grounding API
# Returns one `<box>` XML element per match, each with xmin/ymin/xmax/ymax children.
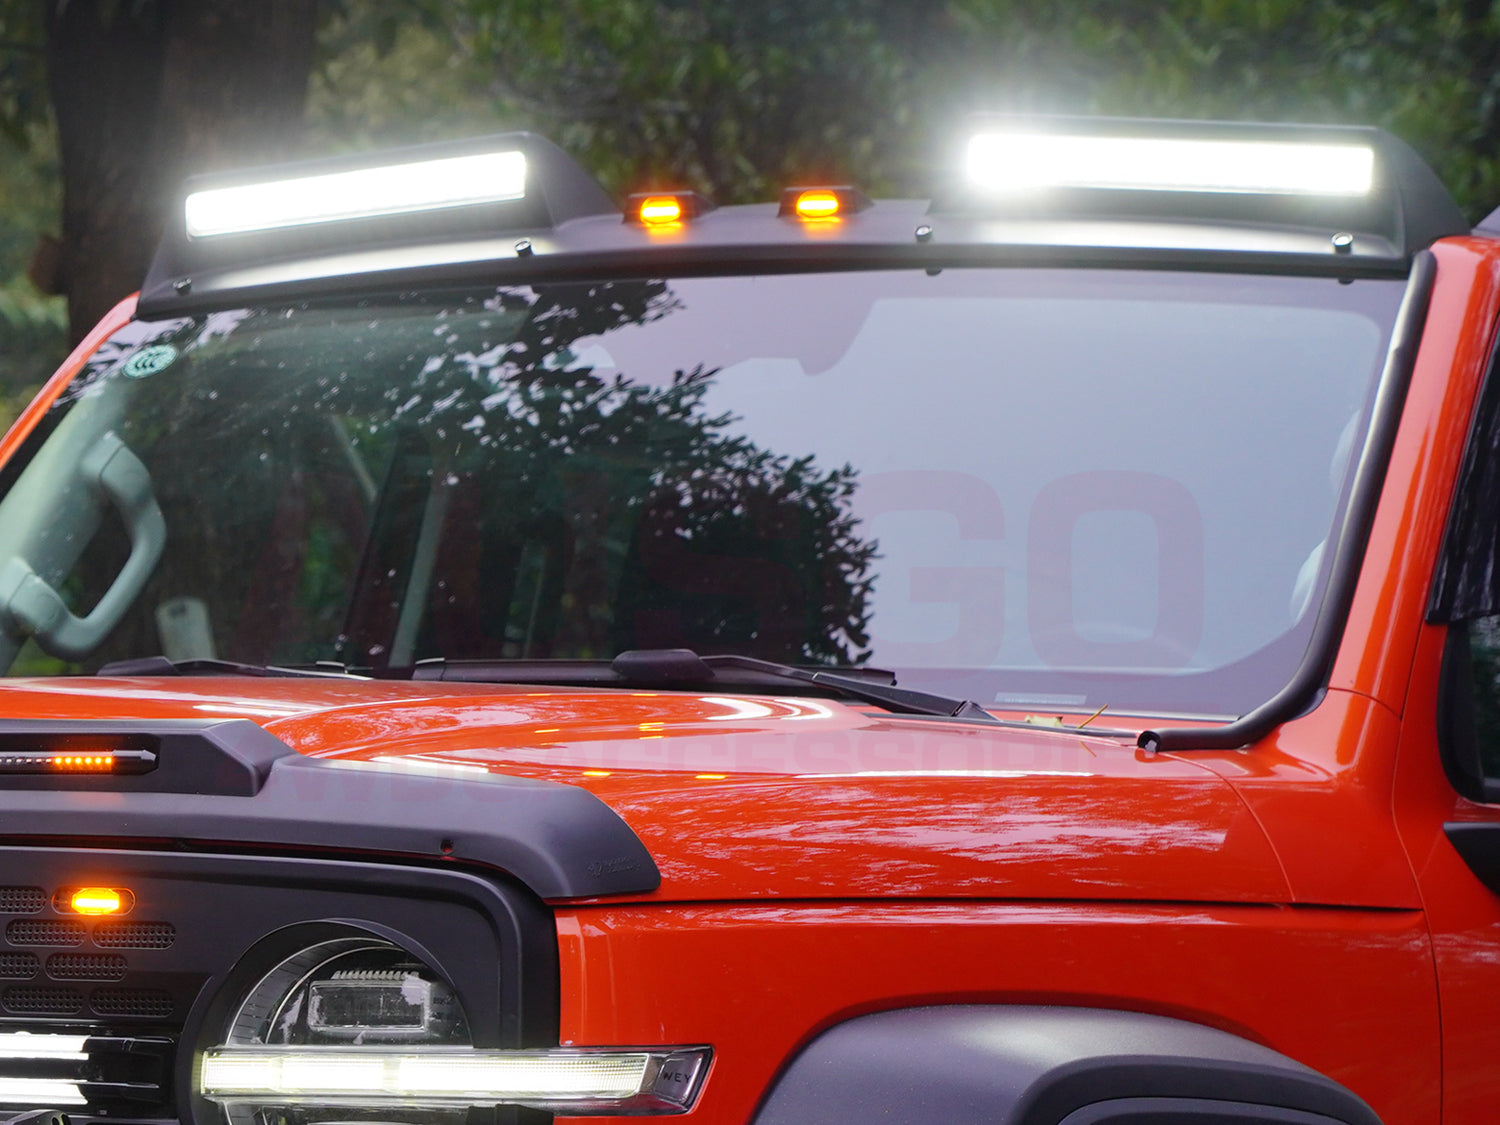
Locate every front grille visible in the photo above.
<box><xmin>7</xmin><ymin>919</ymin><xmax>85</xmax><ymax>946</ymax></box>
<box><xmin>47</xmin><ymin>953</ymin><xmax>126</xmax><ymax>981</ymax></box>
<box><xmin>92</xmin><ymin>921</ymin><xmax>175</xmax><ymax>949</ymax></box>
<box><xmin>0</xmin><ymin>887</ymin><xmax>45</xmax><ymax>914</ymax></box>
<box><xmin>0</xmin><ymin>953</ymin><xmax>37</xmax><ymax>979</ymax></box>
<box><xmin>90</xmin><ymin>988</ymin><xmax>173</xmax><ymax>1018</ymax></box>
<box><xmin>3</xmin><ymin>986</ymin><xmax>83</xmax><ymax>1014</ymax></box>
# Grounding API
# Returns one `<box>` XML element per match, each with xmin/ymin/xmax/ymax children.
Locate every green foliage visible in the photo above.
<box><xmin>308</xmin><ymin>0</ymin><xmax>501</xmax><ymax>148</ymax></box>
<box><xmin>428</xmin><ymin>0</ymin><xmax>917</xmax><ymax>200</ymax></box>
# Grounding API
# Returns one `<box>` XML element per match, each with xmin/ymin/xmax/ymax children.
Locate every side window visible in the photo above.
<box><xmin>1441</xmin><ymin>617</ymin><xmax>1500</xmax><ymax>802</ymax></box>
<box><xmin>1430</xmin><ymin>325</ymin><xmax>1500</xmax><ymax>803</ymax></box>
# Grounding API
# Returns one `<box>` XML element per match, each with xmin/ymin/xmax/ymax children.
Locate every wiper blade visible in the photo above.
<box><xmin>413</xmin><ymin>648</ymin><xmax>1000</xmax><ymax>724</ymax></box>
<box><xmin>96</xmin><ymin>656</ymin><xmax>365</xmax><ymax>680</ymax></box>
<box><xmin>656</xmin><ymin>651</ymin><xmax>1001</xmax><ymax>724</ymax></box>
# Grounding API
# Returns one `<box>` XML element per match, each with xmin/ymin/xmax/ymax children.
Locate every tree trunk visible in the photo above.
<box><xmin>45</xmin><ymin>0</ymin><xmax>321</xmax><ymax>344</ymax></box>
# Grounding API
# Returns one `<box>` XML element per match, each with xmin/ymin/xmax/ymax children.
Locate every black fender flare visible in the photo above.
<box><xmin>750</xmin><ymin>1006</ymin><xmax>1384</xmax><ymax>1125</ymax></box>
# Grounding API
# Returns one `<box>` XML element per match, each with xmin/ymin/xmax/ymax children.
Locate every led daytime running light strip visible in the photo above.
<box><xmin>0</xmin><ymin>1035</ymin><xmax>90</xmax><ymax>1107</ymax></box>
<box><xmin>0</xmin><ymin>1033</ymin><xmax>87</xmax><ymax>1059</ymax></box>
<box><xmin>0</xmin><ymin>1079</ymin><xmax>86</xmax><ymax>1106</ymax></box>
<box><xmin>185</xmin><ymin>150</ymin><xmax>529</xmax><ymax>239</ymax></box>
<box><xmin>201</xmin><ymin>1047</ymin><xmax>707</xmax><ymax>1110</ymax></box>
<box><xmin>966</xmin><ymin>132</ymin><xmax>1375</xmax><ymax>196</ymax></box>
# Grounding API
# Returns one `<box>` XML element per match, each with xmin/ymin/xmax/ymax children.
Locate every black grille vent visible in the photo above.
<box><xmin>47</xmin><ymin>953</ymin><xmax>127</xmax><ymax>981</ymax></box>
<box><xmin>0</xmin><ymin>953</ymin><xmax>37</xmax><ymax>979</ymax></box>
<box><xmin>90</xmin><ymin>988</ymin><xmax>173</xmax><ymax>1018</ymax></box>
<box><xmin>4</xmin><ymin>986</ymin><xmax>83</xmax><ymax>1013</ymax></box>
<box><xmin>92</xmin><ymin>921</ymin><xmax>174</xmax><ymax>950</ymax></box>
<box><xmin>0</xmin><ymin>887</ymin><xmax>45</xmax><ymax>914</ymax></box>
<box><xmin>7</xmin><ymin>919</ymin><xmax>85</xmax><ymax>946</ymax></box>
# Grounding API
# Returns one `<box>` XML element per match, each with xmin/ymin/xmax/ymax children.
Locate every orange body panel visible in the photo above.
<box><xmin>554</xmin><ymin>902</ymin><xmax>1439</xmax><ymax>1125</ymax></box>
<box><xmin>1331</xmin><ymin>239</ymin><xmax>1500</xmax><ymax>709</ymax></box>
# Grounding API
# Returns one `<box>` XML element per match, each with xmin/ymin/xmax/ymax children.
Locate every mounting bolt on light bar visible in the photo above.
<box><xmin>965</xmin><ymin>131</ymin><xmax>1375</xmax><ymax>196</ymax></box>
<box><xmin>0</xmin><ymin>749</ymin><xmax>156</xmax><ymax>775</ymax></box>
<box><xmin>185</xmin><ymin>150</ymin><xmax>529</xmax><ymax>239</ymax></box>
<box><xmin>201</xmin><ymin>1046</ymin><xmax>711</xmax><ymax>1115</ymax></box>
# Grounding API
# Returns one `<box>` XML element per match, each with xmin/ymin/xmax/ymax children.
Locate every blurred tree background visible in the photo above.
<box><xmin>4</xmin><ymin>0</ymin><xmax>1500</xmax><ymax>433</ymax></box>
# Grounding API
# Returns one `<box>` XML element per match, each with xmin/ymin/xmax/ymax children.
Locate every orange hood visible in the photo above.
<box><xmin>1</xmin><ymin>675</ymin><xmax>1288</xmax><ymax>904</ymax></box>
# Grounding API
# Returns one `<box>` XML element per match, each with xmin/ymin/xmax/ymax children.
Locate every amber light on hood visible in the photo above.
<box><xmin>0</xmin><ymin>748</ymin><xmax>157</xmax><ymax>775</ymax></box>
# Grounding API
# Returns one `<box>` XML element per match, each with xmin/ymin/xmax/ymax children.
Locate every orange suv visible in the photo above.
<box><xmin>0</xmin><ymin>118</ymin><xmax>1493</xmax><ymax>1125</ymax></box>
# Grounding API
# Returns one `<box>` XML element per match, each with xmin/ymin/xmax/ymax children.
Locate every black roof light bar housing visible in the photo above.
<box><xmin>139</xmin><ymin>132</ymin><xmax>618</xmax><ymax>315</ymax></box>
<box><xmin>136</xmin><ymin>117</ymin><xmax>1471</xmax><ymax>319</ymax></box>
<box><xmin>938</xmin><ymin>115</ymin><xmax>1468</xmax><ymax>264</ymax></box>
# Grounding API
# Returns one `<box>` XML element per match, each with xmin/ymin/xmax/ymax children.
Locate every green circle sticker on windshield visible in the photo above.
<box><xmin>121</xmin><ymin>344</ymin><xmax>178</xmax><ymax>378</ymax></box>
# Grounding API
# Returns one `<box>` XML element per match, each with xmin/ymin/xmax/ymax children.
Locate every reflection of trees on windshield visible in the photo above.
<box><xmin>55</xmin><ymin>281</ymin><xmax>877</xmax><ymax>670</ymax></box>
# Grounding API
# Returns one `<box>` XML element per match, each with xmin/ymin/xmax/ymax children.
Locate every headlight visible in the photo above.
<box><xmin>200</xmin><ymin>932</ymin><xmax>709</xmax><ymax>1120</ymax></box>
<box><xmin>222</xmin><ymin>938</ymin><xmax>469</xmax><ymax>1049</ymax></box>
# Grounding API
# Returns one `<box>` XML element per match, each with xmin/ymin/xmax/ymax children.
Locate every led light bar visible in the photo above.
<box><xmin>966</xmin><ymin>132</ymin><xmax>1375</xmax><ymax>196</ymax></box>
<box><xmin>185</xmin><ymin>150</ymin><xmax>529</xmax><ymax>239</ymax></box>
<box><xmin>201</xmin><ymin>1046</ymin><xmax>709</xmax><ymax>1113</ymax></box>
<box><xmin>0</xmin><ymin>749</ymin><xmax>156</xmax><ymax>775</ymax></box>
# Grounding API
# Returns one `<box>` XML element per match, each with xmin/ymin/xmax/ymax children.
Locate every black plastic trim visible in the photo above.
<box><xmin>136</xmin><ymin>238</ymin><xmax>1412</xmax><ymax>320</ymax></box>
<box><xmin>1434</xmin><ymin>622</ymin><xmax>1496</xmax><ymax>802</ymax></box>
<box><xmin>0</xmin><ymin>718</ymin><xmax>290</xmax><ymax>795</ymax></box>
<box><xmin>0</xmin><ymin>719</ymin><xmax>659</xmax><ymax>899</ymax></box>
<box><xmin>1443</xmin><ymin>821</ymin><xmax>1500</xmax><ymax>894</ymax></box>
<box><xmin>0</xmin><ymin>846</ymin><xmax>559</xmax><ymax>1125</ymax></box>
<box><xmin>1058</xmin><ymin>1098</ymin><xmax>1354</xmax><ymax>1124</ymax></box>
<box><xmin>1139</xmin><ymin>249</ymin><xmax>1436</xmax><ymax>753</ymax></box>
<box><xmin>749</xmin><ymin>1006</ymin><xmax>1383</xmax><ymax>1125</ymax></box>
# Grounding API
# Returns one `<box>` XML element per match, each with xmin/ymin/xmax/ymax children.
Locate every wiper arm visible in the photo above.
<box><xmin>96</xmin><ymin>656</ymin><xmax>365</xmax><ymax>680</ymax></box>
<box><xmin>411</xmin><ymin>648</ymin><xmax>1000</xmax><ymax>723</ymax></box>
<box><xmin>622</xmin><ymin>650</ymin><xmax>1002</xmax><ymax>724</ymax></box>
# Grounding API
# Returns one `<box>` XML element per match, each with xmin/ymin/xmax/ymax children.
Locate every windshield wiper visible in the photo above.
<box><xmin>413</xmin><ymin>648</ymin><xmax>1002</xmax><ymax>724</ymax></box>
<box><xmin>96</xmin><ymin>656</ymin><xmax>366</xmax><ymax>679</ymax></box>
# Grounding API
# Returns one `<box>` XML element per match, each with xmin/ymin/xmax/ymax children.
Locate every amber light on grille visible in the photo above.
<box><xmin>55</xmin><ymin>888</ymin><xmax>134</xmax><ymax>916</ymax></box>
<box><xmin>0</xmin><ymin>749</ymin><xmax>156</xmax><ymax>775</ymax></box>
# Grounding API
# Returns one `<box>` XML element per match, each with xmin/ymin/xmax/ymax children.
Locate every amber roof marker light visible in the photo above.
<box><xmin>626</xmin><ymin>190</ymin><xmax>716</xmax><ymax>227</ymax></box>
<box><xmin>638</xmin><ymin>196</ymin><xmax>683</xmax><ymax>225</ymax></box>
<box><xmin>779</xmin><ymin>186</ymin><xmax>873</xmax><ymax>220</ymax></box>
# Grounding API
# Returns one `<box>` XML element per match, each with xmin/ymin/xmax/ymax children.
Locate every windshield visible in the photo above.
<box><xmin>0</xmin><ymin>268</ymin><xmax>1404</xmax><ymax>717</ymax></box>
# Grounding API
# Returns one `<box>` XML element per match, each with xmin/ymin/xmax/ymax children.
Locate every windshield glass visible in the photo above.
<box><xmin>0</xmin><ymin>268</ymin><xmax>1405</xmax><ymax>716</ymax></box>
